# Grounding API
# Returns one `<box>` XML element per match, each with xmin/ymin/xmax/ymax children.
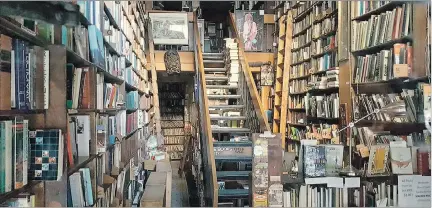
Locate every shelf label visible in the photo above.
<box><xmin>214</xmin><ymin>146</ymin><xmax>252</xmax><ymax>157</ymax></box>
<box><xmin>393</xmin><ymin>64</ymin><xmax>409</xmax><ymax>78</ymax></box>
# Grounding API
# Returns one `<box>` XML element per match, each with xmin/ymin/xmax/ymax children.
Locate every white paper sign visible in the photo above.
<box><xmin>327</xmin><ymin>177</ymin><xmax>344</xmax><ymax>188</ymax></box>
<box><xmin>398</xmin><ymin>175</ymin><xmax>431</xmax><ymax>207</ymax></box>
<box><xmin>344</xmin><ymin>177</ymin><xmax>360</xmax><ymax>188</ymax></box>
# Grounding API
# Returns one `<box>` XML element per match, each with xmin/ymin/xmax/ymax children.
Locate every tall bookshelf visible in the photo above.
<box><xmin>0</xmin><ymin>1</ymin><xmax>157</xmax><ymax>206</ymax></box>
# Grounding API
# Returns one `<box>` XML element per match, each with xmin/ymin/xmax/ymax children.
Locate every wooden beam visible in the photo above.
<box><xmin>193</xmin><ymin>12</ymin><xmax>218</xmax><ymax>206</ymax></box>
<box><xmin>412</xmin><ymin>3</ymin><xmax>428</xmax><ymax>77</ymax></box>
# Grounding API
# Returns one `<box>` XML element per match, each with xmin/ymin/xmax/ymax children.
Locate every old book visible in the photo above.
<box><xmin>325</xmin><ymin>145</ymin><xmax>344</xmax><ymax>176</ymax></box>
<box><xmin>304</xmin><ymin>145</ymin><xmax>326</xmax><ymax>177</ymax></box>
<box><xmin>390</xmin><ymin>147</ymin><xmax>413</xmax><ymax>174</ymax></box>
<box><xmin>367</xmin><ymin>145</ymin><xmax>390</xmax><ymax>176</ymax></box>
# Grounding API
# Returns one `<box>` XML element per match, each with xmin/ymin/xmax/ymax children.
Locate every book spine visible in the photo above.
<box><xmin>4</xmin><ymin>121</ymin><xmax>12</xmax><ymax>192</ymax></box>
<box><xmin>11</xmin><ymin>47</ymin><xmax>15</xmax><ymax>108</ymax></box>
<box><xmin>22</xmin><ymin>120</ymin><xmax>28</xmax><ymax>186</ymax></box>
<box><xmin>17</xmin><ymin>40</ymin><xmax>26</xmax><ymax>109</ymax></box>
<box><xmin>43</xmin><ymin>50</ymin><xmax>49</xmax><ymax>109</ymax></box>
<box><xmin>14</xmin><ymin>118</ymin><xmax>24</xmax><ymax>189</ymax></box>
<box><xmin>24</xmin><ymin>44</ymin><xmax>30</xmax><ymax>109</ymax></box>
<box><xmin>84</xmin><ymin>168</ymin><xmax>94</xmax><ymax>206</ymax></box>
<box><xmin>0</xmin><ymin>122</ymin><xmax>5</xmax><ymax>193</ymax></box>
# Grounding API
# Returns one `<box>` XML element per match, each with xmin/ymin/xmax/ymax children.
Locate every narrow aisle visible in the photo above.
<box><xmin>171</xmin><ymin>161</ymin><xmax>190</xmax><ymax>207</ymax></box>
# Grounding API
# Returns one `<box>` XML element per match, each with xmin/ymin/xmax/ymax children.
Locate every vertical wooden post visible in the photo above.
<box><xmin>338</xmin><ymin>1</ymin><xmax>352</xmax><ymax>121</ymax></box>
<box><xmin>412</xmin><ymin>3</ymin><xmax>428</xmax><ymax>78</ymax></box>
<box><xmin>261</xmin><ymin>86</ymin><xmax>270</xmax><ymax>110</ymax></box>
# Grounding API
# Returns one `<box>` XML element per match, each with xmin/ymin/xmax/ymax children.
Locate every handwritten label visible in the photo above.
<box><xmin>393</xmin><ymin>64</ymin><xmax>409</xmax><ymax>78</ymax></box>
<box><xmin>398</xmin><ymin>175</ymin><xmax>431</xmax><ymax>207</ymax></box>
<box><xmin>214</xmin><ymin>146</ymin><xmax>252</xmax><ymax>157</ymax></box>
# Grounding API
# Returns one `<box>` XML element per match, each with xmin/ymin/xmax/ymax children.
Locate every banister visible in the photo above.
<box><xmin>192</xmin><ymin>12</ymin><xmax>218</xmax><ymax>206</ymax></box>
<box><xmin>228</xmin><ymin>13</ymin><xmax>271</xmax><ymax>133</ymax></box>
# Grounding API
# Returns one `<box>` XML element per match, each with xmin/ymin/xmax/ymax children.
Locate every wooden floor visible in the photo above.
<box><xmin>170</xmin><ymin>161</ymin><xmax>190</xmax><ymax>207</ymax></box>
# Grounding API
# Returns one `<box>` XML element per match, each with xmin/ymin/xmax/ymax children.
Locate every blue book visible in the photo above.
<box><xmin>88</xmin><ymin>25</ymin><xmax>105</xmax><ymax>70</ymax></box>
<box><xmin>80</xmin><ymin>168</ymin><xmax>94</xmax><ymax>206</ymax></box>
<box><xmin>17</xmin><ymin>41</ymin><xmax>27</xmax><ymax>110</ymax></box>
<box><xmin>24</xmin><ymin>46</ymin><xmax>31</xmax><ymax>109</ymax></box>
<box><xmin>61</xmin><ymin>26</ymin><xmax>68</xmax><ymax>46</ymax></box>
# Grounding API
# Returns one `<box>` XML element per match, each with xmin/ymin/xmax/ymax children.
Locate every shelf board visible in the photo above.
<box><xmin>289</xmin><ymin>91</ymin><xmax>308</xmax><ymax>95</ymax></box>
<box><xmin>0</xmin><ymin>181</ymin><xmax>42</xmax><ymax>204</ymax></box>
<box><xmin>355</xmin><ymin>120</ymin><xmax>426</xmax><ymax>134</ymax></box>
<box><xmin>66</xmin><ymin>48</ymin><xmax>93</xmax><ymax>68</ymax></box>
<box><xmin>104</xmin><ymin>3</ymin><xmax>120</xmax><ymax>30</ymax></box>
<box><xmin>351</xmin><ymin>2</ymin><xmax>405</xmax><ymax>21</ymax></box>
<box><xmin>352</xmin><ymin>76</ymin><xmax>430</xmax><ymax>94</ymax></box>
<box><xmin>289</xmin><ymin>74</ymin><xmax>310</xmax><ymax>81</ymax></box>
<box><xmin>312</xmin><ymin>29</ymin><xmax>337</xmax><ymax>41</ymax></box>
<box><xmin>287</xmin><ymin>122</ymin><xmax>307</xmax><ymax>127</ymax></box>
<box><xmin>0</xmin><ymin>109</ymin><xmax>45</xmax><ymax>116</ymax></box>
<box><xmin>291</xmin><ymin>41</ymin><xmax>312</xmax><ymax>52</ymax></box>
<box><xmin>307</xmin><ymin>116</ymin><xmax>339</xmax><ymax>123</ymax></box>
<box><xmin>309</xmin><ymin>67</ymin><xmax>339</xmax><ymax>76</ymax></box>
<box><xmin>292</xmin><ymin>25</ymin><xmax>312</xmax><ymax>38</ymax></box>
<box><xmin>311</xmin><ymin>47</ymin><xmax>338</xmax><ymax>58</ymax></box>
<box><xmin>351</xmin><ymin>36</ymin><xmax>412</xmax><ymax>56</ymax></box>
<box><xmin>290</xmin><ymin>57</ymin><xmax>311</xmax><ymax>66</ymax></box>
<box><xmin>0</xmin><ymin>17</ymin><xmax>49</xmax><ymax>48</ymax></box>
<box><xmin>68</xmin><ymin>154</ymin><xmax>99</xmax><ymax>176</ymax></box>
<box><xmin>288</xmin><ymin>108</ymin><xmax>305</xmax><ymax>111</ymax></box>
<box><xmin>308</xmin><ymin>87</ymin><xmax>339</xmax><ymax>94</ymax></box>
<box><xmin>125</xmin><ymin>82</ymin><xmax>144</xmax><ymax>94</ymax></box>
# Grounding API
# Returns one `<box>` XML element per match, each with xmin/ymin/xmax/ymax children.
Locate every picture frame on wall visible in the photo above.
<box><xmin>149</xmin><ymin>12</ymin><xmax>189</xmax><ymax>45</ymax></box>
<box><xmin>235</xmin><ymin>10</ymin><xmax>264</xmax><ymax>52</ymax></box>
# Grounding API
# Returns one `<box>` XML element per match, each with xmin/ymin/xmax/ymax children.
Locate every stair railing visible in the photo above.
<box><xmin>228</xmin><ymin>13</ymin><xmax>271</xmax><ymax>133</ymax></box>
<box><xmin>192</xmin><ymin>12</ymin><xmax>218</xmax><ymax>206</ymax></box>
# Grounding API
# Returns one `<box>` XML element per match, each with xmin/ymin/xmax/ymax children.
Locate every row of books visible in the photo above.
<box><xmin>351</xmin><ymin>1</ymin><xmax>393</xmax><ymax>19</ymax></box>
<box><xmin>292</xmin><ymin>32</ymin><xmax>312</xmax><ymax>50</ymax></box>
<box><xmin>292</xmin><ymin>1</ymin><xmax>314</xmax><ymax>17</ymax></box>
<box><xmin>351</xmin><ymin>4</ymin><xmax>412</xmax><ymax>51</ymax></box>
<box><xmin>0</xmin><ymin>118</ymin><xmax>63</xmax><ymax>193</ymax></box>
<box><xmin>293</xmin><ymin>14</ymin><xmax>313</xmax><ymax>35</ymax></box>
<box><xmin>162</xmin><ymin>128</ymin><xmax>185</xmax><ymax>136</ymax></box>
<box><xmin>291</xmin><ymin>62</ymin><xmax>310</xmax><ymax>78</ymax></box>
<box><xmin>308</xmin><ymin>69</ymin><xmax>339</xmax><ymax>89</ymax></box>
<box><xmin>68</xmin><ymin>168</ymin><xmax>94</xmax><ymax>207</ymax></box>
<box><xmin>289</xmin><ymin>79</ymin><xmax>308</xmax><ymax>94</ymax></box>
<box><xmin>289</xmin><ymin>112</ymin><xmax>307</xmax><ymax>124</ymax></box>
<box><xmin>125</xmin><ymin>67</ymin><xmax>144</xmax><ymax>90</ymax></box>
<box><xmin>289</xmin><ymin>95</ymin><xmax>305</xmax><ymax>109</ymax></box>
<box><xmin>312</xmin><ymin>16</ymin><xmax>337</xmax><ymax>39</ymax></box>
<box><xmin>352</xmin><ymin>90</ymin><xmax>423</xmax><ymax>123</ymax></box>
<box><xmin>0</xmin><ymin>193</ymin><xmax>35</xmax><ymax>207</ymax></box>
<box><xmin>306</xmin><ymin>93</ymin><xmax>340</xmax><ymax>119</ymax></box>
<box><xmin>104</xmin><ymin>49</ymin><xmax>126</xmax><ymax>79</ymax></box>
<box><xmin>311</xmin><ymin>52</ymin><xmax>338</xmax><ymax>73</ymax></box>
<box><xmin>303</xmin><ymin>144</ymin><xmax>344</xmax><ymax>177</ymax></box>
<box><xmin>292</xmin><ymin>46</ymin><xmax>311</xmax><ymax>63</ymax></box>
<box><xmin>164</xmin><ymin>135</ymin><xmax>186</xmax><ymax>145</ymax></box>
<box><xmin>126</xmin><ymin>110</ymin><xmax>140</xmax><ymax>134</ymax></box>
<box><xmin>104</xmin><ymin>83</ymin><xmax>121</xmax><ymax>109</ymax></box>
<box><xmin>63</xmin><ymin>25</ymin><xmax>89</xmax><ymax>61</ymax></box>
<box><xmin>67</xmin><ymin>65</ymin><xmax>91</xmax><ymax>109</ymax></box>
<box><xmin>352</xmin><ymin>43</ymin><xmax>412</xmax><ymax>83</ymax></box>
<box><xmin>311</xmin><ymin>35</ymin><xmax>337</xmax><ymax>55</ymax></box>
<box><xmin>126</xmin><ymin>91</ymin><xmax>139</xmax><ymax>110</ymax></box>
<box><xmin>1</xmin><ymin>37</ymin><xmax>50</xmax><ymax>110</ymax></box>
<box><xmin>283</xmin><ymin>175</ymin><xmax>431</xmax><ymax>207</ymax></box>
<box><xmin>305</xmin><ymin>124</ymin><xmax>339</xmax><ymax>142</ymax></box>
<box><xmin>313</xmin><ymin>1</ymin><xmax>337</xmax><ymax>21</ymax></box>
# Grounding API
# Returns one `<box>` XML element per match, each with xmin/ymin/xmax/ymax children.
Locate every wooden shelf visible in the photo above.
<box><xmin>0</xmin><ymin>109</ymin><xmax>45</xmax><ymax>116</ymax></box>
<box><xmin>293</xmin><ymin>4</ymin><xmax>314</xmax><ymax>22</ymax></box>
<box><xmin>351</xmin><ymin>35</ymin><xmax>412</xmax><ymax>56</ymax></box>
<box><xmin>290</xmin><ymin>57</ymin><xmax>311</xmax><ymax>66</ymax></box>
<box><xmin>307</xmin><ymin>116</ymin><xmax>339</xmax><ymax>124</ymax></box>
<box><xmin>292</xmin><ymin>25</ymin><xmax>312</xmax><ymax>38</ymax></box>
<box><xmin>351</xmin><ymin>2</ymin><xmax>405</xmax><ymax>21</ymax></box>
<box><xmin>290</xmin><ymin>91</ymin><xmax>308</xmax><ymax>95</ymax></box>
<box><xmin>291</xmin><ymin>41</ymin><xmax>312</xmax><ymax>52</ymax></box>
<box><xmin>308</xmin><ymin>87</ymin><xmax>339</xmax><ymax>94</ymax></box>
<box><xmin>0</xmin><ymin>17</ymin><xmax>48</xmax><ymax>47</ymax></box>
<box><xmin>312</xmin><ymin>47</ymin><xmax>338</xmax><ymax>58</ymax></box>
<box><xmin>355</xmin><ymin>120</ymin><xmax>426</xmax><ymax>135</ymax></box>
<box><xmin>125</xmin><ymin>82</ymin><xmax>145</xmax><ymax>94</ymax></box>
<box><xmin>313</xmin><ymin>9</ymin><xmax>338</xmax><ymax>24</ymax></box>
<box><xmin>68</xmin><ymin>154</ymin><xmax>99</xmax><ymax>176</ymax></box>
<box><xmin>289</xmin><ymin>74</ymin><xmax>310</xmax><ymax>81</ymax></box>
<box><xmin>0</xmin><ymin>181</ymin><xmax>42</xmax><ymax>204</ymax></box>
<box><xmin>287</xmin><ymin>122</ymin><xmax>307</xmax><ymax>127</ymax></box>
<box><xmin>288</xmin><ymin>108</ymin><xmax>305</xmax><ymax>111</ymax></box>
<box><xmin>312</xmin><ymin>29</ymin><xmax>337</xmax><ymax>41</ymax></box>
<box><xmin>310</xmin><ymin>67</ymin><xmax>339</xmax><ymax>76</ymax></box>
<box><xmin>351</xmin><ymin>76</ymin><xmax>429</xmax><ymax>94</ymax></box>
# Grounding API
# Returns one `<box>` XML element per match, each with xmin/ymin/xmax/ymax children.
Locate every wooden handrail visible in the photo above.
<box><xmin>228</xmin><ymin>13</ymin><xmax>271</xmax><ymax>132</ymax></box>
<box><xmin>193</xmin><ymin>12</ymin><xmax>218</xmax><ymax>206</ymax></box>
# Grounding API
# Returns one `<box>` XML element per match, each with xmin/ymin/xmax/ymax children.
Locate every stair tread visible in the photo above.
<box><xmin>207</xmin><ymin>94</ymin><xmax>241</xmax><ymax>99</ymax></box>
<box><xmin>204</xmin><ymin>59</ymin><xmax>225</xmax><ymax>63</ymax></box>
<box><xmin>210</xmin><ymin>115</ymin><xmax>246</xmax><ymax>120</ymax></box>
<box><xmin>206</xmin><ymin>85</ymin><xmax>238</xmax><ymax>89</ymax></box>
<box><xmin>209</xmin><ymin>105</ymin><xmax>245</xmax><ymax>109</ymax></box>
<box><xmin>204</xmin><ymin>68</ymin><xmax>226</xmax><ymax>72</ymax></box>
<box><xmin>218</xmin><ymin>189</ymin><xmax>249</xmax><ymax>197</ymax></box>
<box><xmin>217</xmin><ymin>171</ymin><xmax>251</xmax><ymax>178</ymax></box>
<box><xmin>203</xmin><ymin>52</ymin><xmax>223</xmax><ymax>56</ymax></box>
<box><xmin>211</xmin><ymin>127</ymin><xmax>250</xmax><ymax>133</ymax></box>
<box><xmin>213</xmin><ymin>141</ymin><xmax>252</xmax><ymax>147</ymax></box>
<box><xmin>205</xmin><ymin>75</ymin><xmax>229</xmax><ymax>80</ymax></box>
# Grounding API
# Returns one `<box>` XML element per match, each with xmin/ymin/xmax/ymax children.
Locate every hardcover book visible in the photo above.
<box><xmin>28</xmin><ymin>129</ymin><xmax>63</xmax><ymax>181</ymax></box>
<box><xmin>390</xmin><ymin>147</ymin><xmax>413</xmax><ymax>174</ymax></box>
<box><xmin>367</xmin><ymin>145</ymin><xmax>390</xmax><ymax>176</ymax></box>
<box><xmin>304</xmin><ymin>145</ymin><xmax>326</xmax><ymax>177</ymax></box>
<box><xmin>13</xmin><ymin>117</ymin><xmax>28</xmax><ymax>189</ymax></box>
<box><xmin>88</xmin><ymin>25</ymin><xmax>105</xmax><ymax>70</ymax></box>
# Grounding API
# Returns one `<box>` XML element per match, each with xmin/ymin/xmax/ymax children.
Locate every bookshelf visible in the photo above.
<box><xmin>0</xmin><ymin>1</ymin><xmax>158</xmax><ymax>206</ymax></box>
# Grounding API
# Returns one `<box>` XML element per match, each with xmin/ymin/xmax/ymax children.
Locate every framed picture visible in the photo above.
<box><xmin>149</xmin><ymin>12</ymin><xmax>189</xmax><ymax>45</ymax></box>
<box><xmin>235</xmin><ymin>10</ymin><xmax>264</xmax><ymax>51</ymax></box>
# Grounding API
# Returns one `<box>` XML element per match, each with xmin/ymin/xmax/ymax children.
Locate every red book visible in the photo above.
<box><xmin>417</xmin><ymin>150</ymin><xmax>430</xmax><ymax>176</ymax></box>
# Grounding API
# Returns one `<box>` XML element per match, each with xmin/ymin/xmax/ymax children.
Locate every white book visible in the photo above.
<box><xmin>390</xmin><ymin>147</ymin><xmax>413</xmax><ymax>174</ymax></box>
<box><xmin>74</xmin><ymin>115</ymin><xmax>90</xmax><ymax>161</ymax></box>
<box><xmin>283</xmin><ymin>191</ymin><xmax>290</xmax><ymax>207</ymax></box>
<box><xmin>320</xmin><ymin>187</ymin><xmax>324</xmax><ymax>207</ymax></box>
<box><xmin>299</xmin><ymin>185</ymin><xmax>307</xmax><ymax>207</ymax></box>
<box><xmin>393</xmin><ymin>185</ymin><xmax>397</xmax><ymax>207</ymax></box>
<box><xmin>3</xmin><ymin>121</ymin><xmax>13</xmax><ymax>192</ymax></box>
<box><xmin>70</xmin><ymin>172</ymin><xmax>85</xmax><ymax>207</ymax></box>
<box><xmin>58</xmin><ymin>131</ymin><xmax>64</xmax><ymax>181</ymax></box>
<box><xmin>72</xmin><ymin>68</ymin><xmax>82</xmax><ymax>109</ymax></box>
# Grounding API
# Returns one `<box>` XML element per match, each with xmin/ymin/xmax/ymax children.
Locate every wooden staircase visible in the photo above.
<box><xmin>192</xmin><ymin>12</ymin><xmax>270</xmax><ymax>207</ymax></box>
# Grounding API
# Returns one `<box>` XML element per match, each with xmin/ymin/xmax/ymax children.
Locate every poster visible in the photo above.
<box><xmin>149</xmin><ymin>12</ymin><xmax>189</xmax><ymax>45</ymax></box>
<box><xmin>398</xmin><ymin>175</ymin><xmax>431</xmax><ymax>207</ymax></box>
<box><xmin>235</xmin><ymin>10</ymin><xmax>264</xmax><ymax>51</ymax></box>
<box><xmin>260</xmin><ymin>64</ymin><xmax>274</xmax><ymax>86</ymax></box>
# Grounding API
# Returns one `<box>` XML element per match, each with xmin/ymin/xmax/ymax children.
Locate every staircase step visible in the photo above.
<box><xmin>209</xmin><ymin>105</ymin><xmax>245</xmax><ymax>110</ymax></box>
<box><xmin>211</xmin><ymin>127</ymin><xmax>250</xmax><ymax>133</ymax></box>
<box><xmin>215</xmin><ymin>156</ymin><xmax>253</xmax><ymax>161</ymax></box>
<box><xmin>210</xmin><ymin>115</ymin><xmax>246</xmax><ymax>120</ymax></box>
<box><xmin>204</xmin><ymin>59</ymin><xmax>225</xmax><ymax>64</ymax></box>
<box><xmin>213</xmin><ymin>141</ymin><xmax>252</xmax><ymax>147</ymax></box>
<box><xmin>207</xmin><ymin>94</ymin><xmax>241</xmax><ymax>99</ymax></box>
<box><xmin>203</xmin><ymin>52</ymin><xmax>223</xmax><ymax>57</ymax></box>
<box><xmin>218</xmin><ymin>189</ymin><xmax>249</xmax><ymax>198</ymax></box>
<box><xmin>217</xmin><ymin>171</ymin><xmax>251</xmax><ymax>179</ymax></box>
<box><xmin>204</xmin><ymin>68</ymin><xmax>226</xmax><ymax>72</ymax></box>
<box><xmin>206</xmin><ymin>85</ymin><xmax>238</xmax><ymax>89</ymax></box>
<box><xmin>205</xmin><ymin>75</ymin><xmax>229</xmax><ymax>81</ymax></box>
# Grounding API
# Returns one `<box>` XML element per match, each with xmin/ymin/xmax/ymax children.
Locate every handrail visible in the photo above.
<box><xmin>192</xmin><ymin>12</ymin><xmax>218</xmax><ymax>206</ymax></box>
<box><xmin>228</xmin><ymin>13</ymin><xmax>271</xmax><ymax>132</ymax></box>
